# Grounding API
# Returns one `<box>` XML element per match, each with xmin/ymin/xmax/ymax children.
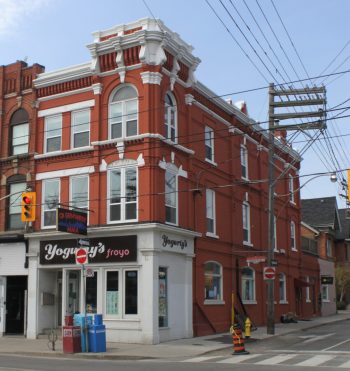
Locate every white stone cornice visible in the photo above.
<box><xmin>140</xmin><ymin>71</ymin><xmax>162</xmax><ymax>85</ymax></box>
<box><xmin>36</xmin><ymin>166</ymin><xmax>95</xmax><ymax>180</ymax></box>
<box><xmin>34</xmin><ymin>146</ymin><xmax>94</xmax><ymax>160</ymax></box>
<box><xmin>92</xmin><ymin>83</ymin><xmax>103</xmax><ymax>95</ymax></box>
<box><xmin>38</xmin><ymin>100</ymin><xmax>95</xmax><ymax>117</ymax></box>
<box><xmin>37</xmin><ymin>87</ymin><xmax>92</xmax><ymax>102</ymax></box>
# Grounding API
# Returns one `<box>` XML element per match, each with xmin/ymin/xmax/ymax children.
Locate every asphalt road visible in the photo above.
<box><xmin>1</xmin><ymin>320</ymin><xmax>350</xmax><ymax>370</ymax></box>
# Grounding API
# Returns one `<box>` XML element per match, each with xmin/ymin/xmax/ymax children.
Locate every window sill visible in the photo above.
<box><xmin>306</xmin><ymin>300</ymin><xmax>311</xmax><ymax>303</ymax></box>
<box><xmin>322</xmin><ymin>300</ymin><xmax>330</xmax><ymax>303</ymax></box>
<box><xmin>242</xmin><ymin>300</ymin><xmax>257</xmax><ymax>305</ymax></box>
<box><xmin>241</xmin><ymin>176</ymin><xmax>249</xmax><ymax>182</ymax></box>
<box><xmin>279</xmin><ymin>301</ymin><xmax>288</xmax><ymax>304</ymax></box>
<box><xmin>206</xmin><ymin>232</ymin><xmax>219</xmax><ymax>239</ymax></box>
<box><xmin>204</xmin><ymin>299</ymin><xmax>225</xmax><ymax>305</ymax></box>
<box><xmin>205</xmin><ymin>158</ymin><xmax>217</xmax><ymax>166</ymax></box>
<box><xmin>290</xmin><ymin>201</ymin><xmax>296</xmax><ymax>206</ymax></box>
<box><xmin>291</xmin><ymin>248</ymin><xmax>298</xmax><ymax>252</ymax></box>
<box><xmin>243</xmin><ymin>241</ymin><xmax>253</xmax><ymax>247</ymax></box>
<box><xmin>108</xmin><ymin>219</ymin><xmax>138</xmax><ymax>225</ymax></box>
<box><xmin>35</xmin><ymin>146</ymin><xmax>94</xmax><ymax>159</ymax></box>
<box><xmin>159</xmin><ymin>326</ymin><xmax>170</xmax><ymax>330</ymax></box>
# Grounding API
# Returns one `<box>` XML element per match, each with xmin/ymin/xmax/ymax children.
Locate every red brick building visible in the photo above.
<box><xmin>0</xmin><ymin>19</ymin><xmax>307</xmax><ymax>342</ymax></box>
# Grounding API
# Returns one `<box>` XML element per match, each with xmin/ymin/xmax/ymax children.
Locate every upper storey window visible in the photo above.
<box><xmin>45</xmin><ymin>115</ymin><xmax>62</xmax><ymax>153</ymax></box>
<box><xmin>240</xmin><ymin>145</ymin><xmax>248</xmax><ymax>179</ymax></box>
<box><xmin>205</xmin><ymin>126</ymin><xmax>214</xmax><ymax>162</ymax></box>
<box><xmin>109</xmin><ymin>85</ymin><xmax>138</xmax><ymax>139</ymax></box>
<box><xmin>72</xmin><ymin>109</ymin><xmax>90</xmax><ymax>148</ymax></box>
<box><xmin>11</xmin><ymin>109</ymin><xmax>29</xmax><ymax>155</ymax></box>
<box><xmin>164</xmin><ymin>92</ymin><xmax>177</xmax><ymax>142</ymax></box>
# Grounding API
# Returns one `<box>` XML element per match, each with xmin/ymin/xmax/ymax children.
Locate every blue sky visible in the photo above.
<box><xmin>1</xmin><ymin>0</ymin><xmax>350</xmax><ymax>206</ymax></box>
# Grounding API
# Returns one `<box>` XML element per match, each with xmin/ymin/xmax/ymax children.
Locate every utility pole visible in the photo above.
<box><xmin>266</xmin><ymin>84</ymin><xmax>326</xmax><ymax>335</ymax></box>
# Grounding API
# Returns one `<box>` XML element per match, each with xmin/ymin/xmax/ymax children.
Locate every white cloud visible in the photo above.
<box><xmin>0</xmin><ymin>0</ymin><xmax>50</xmax><ymax>36</ymax></box>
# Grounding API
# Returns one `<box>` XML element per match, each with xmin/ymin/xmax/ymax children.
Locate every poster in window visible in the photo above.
<box><xmin>159</xmin><ymin>298</ymin><xmax>167</xmax><ymax>316</ymax></box>
<box><xmin>106</xmin><ymin>291</ymin><xmax>118</xmax><ymax>315</ymax></box>
<box><xmin>159</xmin><ymin>278</ymin><xmax>166</xmax><ymax>298</ymax></box>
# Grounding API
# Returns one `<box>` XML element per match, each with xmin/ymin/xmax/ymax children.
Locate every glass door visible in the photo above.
<box><xmin>0</xmin><ymin>277</ymin><xmax>6</xmax><ymax>335</ymax></box>
<box><xmin>66</xmin><ymin>270</ymin><xmax>80</xmax><ymax>315</ymax></box>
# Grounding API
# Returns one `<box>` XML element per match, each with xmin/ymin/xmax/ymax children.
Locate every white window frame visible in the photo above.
<box><xmin>291</xmin><ymin>221</ymin><xmax>297</xmax><ymax>251</ymax></box>
<box><xmin>205</xmin><ymin>126</ymin><xmax>215</xmax><ymax>163</ymax></box>
<box><xmin>305</xmin><ymin>276</ymin><xmax>311</xmax><ymax>302</ymax></box>
<box><xmin>71</xmin><ymin>109</ymin><xmax>90</xmax><ymax>148</ymax></box>
<box><xmin>241</xmin><ymin>267</ymin><xmax>256</xmax><ymax>303</ymax></box>
<box><xmin>326</xmin><ymin>239</ymin><xmax>332</xmax><ymax>257</ymax></box>
<box><xmin>164</xmin><ymin>92</ymin><xmax>177</xmax><ymax>143</ymax></box>
<box><xmin>165</xmin><ymin>169</ymin><xmax>178</xmax><ymax>226</ymax></box>
<box><xmin>242</xmin><ymin>200</ymin><xmax>251</xmax><ymax>245</ymax></box>
<box><xmin>107</xmin><ymin>165</ymin><xmax>138</xmax><ymax>224</ymax></box>
<box><xmin>69</xmin><ymin>175</ymin><xmax>89</xmax><ymax>223</ymax></box>
<box><xmin>44</xmin><ymin>114</ymin><xmax>62</xmax><ymax>153</ymax></box>
<box><xmin>204</xmin><ymin>261</ymin><xmax>224</xmax><ymax>304</ymax></box>
<box><xmin>279</xmin><ymin>273</ymin><xmax>287</xmax><ymax>303</ymax></box>
<box><xmin>241</xmin><ymin>144</ymin><xmax>248</xmax><ymax>179</ymax></box>
<box><xmin>289</xmin><ymin>174</ymin><xmax>295</xmax><ymax>203</ymax></box>
<box><xmin>109</xmin><ymin>85</ymin><xmax>138</xmax><ymax>140</ymax></box>
<box><xmin>206</xmin><ymin>189</ymin><xmax>216</xmax><ymax>236</ymax></box>
<box><xmin>321</xmin><ymin>284</ymin><xmax>329</xmax><ymax>302</ymax></box>
<box><xmin>274</xmin><ymin>215</ymin><xmax>278</xmax><ymax>252</ymax></box>
<box><xmin>12</xmin><ymin>122</ymin><xmax>29</xmax><ymax>155</ymax></box>
<box><xmin>103</xmin><ymin>268</ymin><xmax>139</xmax><ymax>319</ymax></box>
<box><xmin>42</xmin><ymin>178</ymin><xmax>60</xmax><ymax>229</ymax></box>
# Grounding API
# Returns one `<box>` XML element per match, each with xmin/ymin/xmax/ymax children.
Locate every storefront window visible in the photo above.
<box><xmin>159</xmin><ymin>267</ymin><xmax>168</xmax><ymax>327</ymax></box>
<box><xmin>86</xmin><ymin>273</ymin><xmax>98</xmax><ymax>313</ymax></box>
<box><xmin>106</xmin><ymin>271</ymin><xmax>119</xmax><ymax>315</ymax></box>
<box><xmin>125</xmin><ymin>271</ymin><xmax>138</xmax><ymax>315</ymax></box>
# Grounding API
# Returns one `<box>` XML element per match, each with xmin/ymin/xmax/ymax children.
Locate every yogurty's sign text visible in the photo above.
<box><xmin>40</xmin><ymin>236</ymin><xmax>137</xmax><ymax>265</ymax></box>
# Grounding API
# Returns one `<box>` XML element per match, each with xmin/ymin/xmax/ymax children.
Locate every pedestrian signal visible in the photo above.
<box><xmin>21</xmin><ymin>192</ymin><xmax>36</xmax><ymax>222</ymax></box>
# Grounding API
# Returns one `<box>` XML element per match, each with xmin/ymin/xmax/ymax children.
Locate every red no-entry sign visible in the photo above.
<box><xmin>263</xmin><ymin>266</ymin><xmax>276</xmax><ymax>280</ymax></box>
<box><xmin>75</xmin><ymin>248</ymin><xmax>88</xmax><ymax>265</ymax></box>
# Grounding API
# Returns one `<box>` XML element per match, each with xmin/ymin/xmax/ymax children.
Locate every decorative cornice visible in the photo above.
<box><xmin>92</xmin><ymin>83</ymin><xmax>103</xmax><ymax>95</ymax></box>
<box><xmin>34</xmin><ymin>146</ymin><xmax>94</xmax><ymax>160</ymax></box>
<box><xmin>140</xmin><ymin>71</ymin><xmax>162</xmax><ymax>85</ymax></box>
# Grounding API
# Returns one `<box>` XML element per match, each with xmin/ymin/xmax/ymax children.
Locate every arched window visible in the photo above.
<box><xmin>204</xmin><ymin>261</ymin><xmax>222</xmax><ymax>301</ymax></box>
<box><xmin>109</xmin><ymin>85</ymin><xmax>138</xmax><ymax>139</ymax></box>
<box><xmin>241</xmin><ymin>267</ymin><xmax>255</xmax><ymax>302</ymax></box>
<box><xmin>279</xmin><ymin>273</ymin><xmax>287</xmax><ymax>302</ymax></box>
<box><xmin>10</xmin><ymin>109</ymin><xmax>29</xmax><ymax>155</ymax></box>
<box><xmin>7</xmin><ymin>174</ymin><xmax>27</xmax><ymax>230</ymax></box>
<box><xmin>164</xmin><ymin>92</ymin><xmax>177</xmax><ymax>142</ymax></box>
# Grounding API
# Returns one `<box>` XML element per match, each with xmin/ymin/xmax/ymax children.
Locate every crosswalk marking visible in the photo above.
<box><xmin>217</xmin><ymin>354</ymin><xmax>262</xmax><ymax>364</ymax></box>
<box><xmin>182</xmin><ymin>356</ymin><xmax>221</xmax><ymax>363</ymax></box>
<box><xmin>339</xmin><ymin>360</ymin><xmax>350</xmax><ymax>368</ymax></box>
<box><xmin>295</xmin><ymin>355</ymin><xmax>335</xmax><ymax>366</ymax></box>
<box><xmin>255</xmin><ymin>354</ymin><xmax>297</xmax><ymax>365</ymax></box>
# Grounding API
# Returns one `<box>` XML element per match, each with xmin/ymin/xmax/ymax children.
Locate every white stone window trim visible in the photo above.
<box><xmin>36</xmin><ymin>166</ymin><xmax>95</xmax><ymax>181</ymax></box>
<box><xmin>35</xmin><ymin>146</ymin><xmax>94</xmax><ymax>160</ymax></box>
<box><xmin>38</xmin><ymin>99</ymin><xmax>95</xmax><ymax>117</ymax></box>
<box><xmin>71</xmin><ymin>108</ymin><xmax>91</xmax><ymax>149</ymax></box>
<box><xmin>107</xmin><ymin>162</ymin><xmax>138</xmax><ymax>224</ymax></box>
<box><xmin>41</xmin><ymin>178</ymin><xmax>60</xmax><ymax>229</ymax></box>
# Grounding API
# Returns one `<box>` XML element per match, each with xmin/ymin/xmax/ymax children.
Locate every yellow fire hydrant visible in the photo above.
<box><xmin>245</xmin><ymin>317</ymin><xmax>251</xmax><ymax>339</ymax></box>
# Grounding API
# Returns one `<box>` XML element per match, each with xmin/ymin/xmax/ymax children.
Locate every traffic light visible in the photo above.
<box><xmin>21</xmin><ymin>192</ymin><xmax>36</xmax><ymax>222</ymax></box>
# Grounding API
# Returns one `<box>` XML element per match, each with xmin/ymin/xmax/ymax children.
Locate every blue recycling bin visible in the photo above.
<box><xmin>73</xmin><ymin>314</ymin><xmax>93</xmax><ymax>352</ymax></box>
<box><xmin>94</xmin><ymin>314</ymin><xmax>103</xmax><ymax>325</ymax></box>
<box><xmin>88</xmin><ymin>324</ymin><xmax>106</xmax><ymax>353</ymax></box>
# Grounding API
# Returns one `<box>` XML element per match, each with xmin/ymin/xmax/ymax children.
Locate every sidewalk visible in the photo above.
<box><xmin>1</xmin><ymin>311</ymin><xmax>349</xmax><ymax>360</ymax></box>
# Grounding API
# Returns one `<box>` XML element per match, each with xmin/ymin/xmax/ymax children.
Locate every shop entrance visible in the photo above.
<box><xmin>5</xmin><ymin>276</ymin><xmax>27</xmax><ymax>334</ymax></box>
<box><xmin>66</xmin><ymin>270</ymin><xmax>81</xmax><ymax>316</ymax></box>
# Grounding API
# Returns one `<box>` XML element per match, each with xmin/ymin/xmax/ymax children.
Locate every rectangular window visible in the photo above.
<box><xmin>72</xmin><ymin>109</ymin><xmax>90</xmax><ymax>148</ymax></box>
<box><xmin>86</xmin><ymin>272</ymin><xmax>98</xmax><ymax>314</ymax></box>
<box><xmin>45</xmin><ymin>115</ymin><xmax>62</xmax><ymax>153</ymax></box>
<box><xmin>8</xmin><ymin>182</ymin><xmax>26</xmax><ymax>230</ymax></box>
<box><xmin>291</xmin><ymin>222</ymin><xmax>296</xmax><ymax>250</ymax></box>
<box><xmin>322</xmin><ymin>285</ymin><xmax>329</xmax><ymax>301</ymax></box>
<box><xmin>125</xmin><ymin>270</ymin><xmax>138</xmax><ymax>315</ymax></box>
<box><xmin>273</xmin><ymin>215</ymin><xmax>278</xmax><ymax>251</ymax></box>
<box><xmin>106</xmin><ymin>271</ymin><xmax>119</xmax><ymax>316</ymax></box>
<box><xmin>42</xmin><ymin>178</ymin><xmax>60</xmax><ymax>227</ymax></box>
<box><xmin>305</xmin><ymin>276</ymin><xmax>310</xmax><ymax>302</ymax></box>
<box><xmin>205</xmin><ymin>126</ymin><xmax>214</xmax><ymax>162</ymax></box>
<box><xmin>12</xmin><ymin>123</ymin><xmax>29</xmax><ymax>155</ymax></box>
<box><xmin>241</xmin><ymin>145</ymin><xmax>248</xmax><ymax>179</ymax></box>
<box><xmin>159</xmin><ymin>267</ymin><xmax>168</xmax><ymax>327</ymax></box>
<box><xmin>109</xmin><ymin>167</ymin><xmax>137</xmax><ymax>223</ymax></box>
<box><xmin>279</xmin><ymin>274</ymin><xmax>286</xmax><ymax>302</ymax></box>
<box><xmin>289</xmin><ymin>174</ymin><xmax>295</xmax><ymax>203</ymax></box>
<box><xmin>70</xmin><ymin>175</ymin><xmax>88</xmax><ymax>211</ymax></box>
<box><xmin>326</xmin><ymin>239</ymin><xmax>332</xmax><ymax>257</ymax></box>
<box><xmin>241</xmin><ymin>267</ymin><xmax>255</xmax><ymax>302</ymax></box>
<box><xmin>165</xmin><ymin>170</ymin><xmax>177</xmax><ymax>224</ymax></box>
<box><xmin>204</xmin><ymin>263</ymin><xmax>222</xmax><ymax>301</ymax></box>
<box><xmin>242</xmin><ymin>201</ymin><xmax>250</xmax><ymax>243</ymax></box>
<box><xmin>206</xmin><ymin>189</ymin><xmax>215</xmax><ymax>234</ymax></box>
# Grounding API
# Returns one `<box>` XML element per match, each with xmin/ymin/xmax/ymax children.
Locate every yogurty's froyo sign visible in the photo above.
<box><xmin>40</xmin><ymin>236</ymin><xmax>137</xmax><ymax>265</ymax></box>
